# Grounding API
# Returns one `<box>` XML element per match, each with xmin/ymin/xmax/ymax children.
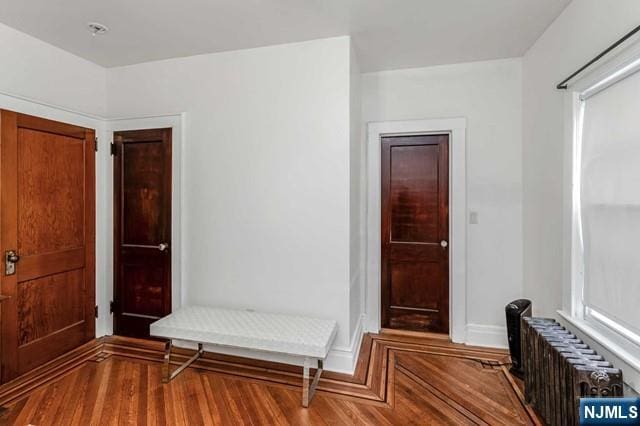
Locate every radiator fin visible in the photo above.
<box><xmin>522</xmin><ymin>317</ymin><xmax>624</xmax><ymax>425</ymax></box>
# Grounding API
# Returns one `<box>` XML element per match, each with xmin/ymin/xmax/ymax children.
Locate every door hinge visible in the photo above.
<box><xmin>94</xmin><ymin>136</ymin><xmax>99</xmax><ymax>152</ymax></box>
<box><xmin>95</xmin><ymin>305</ymin><xmax>99</xmax><ymax>318</ymax></box>
<box><xmin>110</xmin><ymin>300</ymin><xmax>115</xmax><ymax>314</ymax></box>
<box><xmin>110</xmin><ymin>142</ymin><xmax>117</xmax><ymax>156</ymax></box>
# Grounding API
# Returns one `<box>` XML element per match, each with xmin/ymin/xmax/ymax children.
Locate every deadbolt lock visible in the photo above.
<box><xmin>5</xmin><ymin>250</ymin><xmax>20</xmax><ymax>276</ymax></box>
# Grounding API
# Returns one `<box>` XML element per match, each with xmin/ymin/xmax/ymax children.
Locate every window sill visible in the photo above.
<box><xmin>557</xmin><ymin>310</ymin><xmax>640</xmax><ymax>394</ymax></box>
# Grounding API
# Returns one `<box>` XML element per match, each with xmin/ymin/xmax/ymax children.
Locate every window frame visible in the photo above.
<box><xmin>566</xmin><ymin>41</ymin><xmax>640</xmax><ymax>356</ymax></box>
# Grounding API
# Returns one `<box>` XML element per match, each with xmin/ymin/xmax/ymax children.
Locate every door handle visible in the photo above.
<box><xmin>440</xmin><ymin>240</ymin><xmax>448</xmax><ymax>249</ymax></box>
<box><xmin>5</xmin><ymin>250</ymin><xmax>20</xmax><ymax>276</ymax></box>
<box><xmin>158</xmin><ymin>243</ymin><xmax>170</xmax><ymax>252</ymax></box>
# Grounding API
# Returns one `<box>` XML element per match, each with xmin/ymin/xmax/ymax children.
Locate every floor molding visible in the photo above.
<box><xmin>0</xmin><ymin>338</ymin><xmax>104</xmax><ymax>407</ymax></box>
<box><xmin>0</xmin><ymin>332</ymin><xmax>537</xmax><ymax>423</ymax></box>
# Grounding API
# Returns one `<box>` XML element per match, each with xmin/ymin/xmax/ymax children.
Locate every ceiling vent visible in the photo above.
<box><xmin>87</xmin><ymin>22</ymin><xmax>109</xmax><ymax>36</ymax></box>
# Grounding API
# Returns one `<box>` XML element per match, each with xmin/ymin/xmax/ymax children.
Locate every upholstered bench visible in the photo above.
<box><xmin>150</xmin><ymin>306</ymin><xmax>338</xmax><ymax>407</ymax></box>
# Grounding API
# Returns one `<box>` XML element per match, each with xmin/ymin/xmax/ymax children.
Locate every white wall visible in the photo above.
<box><xmin>0</xmin><ymin>29</ymin><xmax>364</xmax><ymax>371</ymax></box>
<box><xmin>349</xmin><ymin>45</ymin><xmax>365</xmax><ymax>347</ymax></box>
<box><xmin>522</xmin><ymin>0</ymin><xmax>640</xmax><ymax>319</ymax></box>
<box><xmin>0</xmin><ymin>23</ymin><xmax>106</xmax><ymax>117</ymax></box>
<box><xmin>107</xmin><ymin>37</ymin><xmax>362</xmax><ymax>369</ymax></box>
<box><xmin>0</xmin><ymin>23</ymin><xmax>111</xmax><ymax>337</ymax></box>
<box><xmin>362</xmin><ymin>58</ymin><xmax>523</xmax><ymax>346</ymax></box>
<box><xmin>0</xmin><ymin>16</ymin><xmax>527</xmax><ymax>365</ymax></box>
<box><xmin>523</xmin><ymin>0</ymin><xmax>640</xmax><ymax>392</ymax></box>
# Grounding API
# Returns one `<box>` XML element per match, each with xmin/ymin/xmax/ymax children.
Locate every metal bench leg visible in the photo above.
<box><xmin>162</xmin><ymin>340</ymin><xmax>204</xmax><ymax>383</ymax></box>
<box><xmin>162</xmin><ymin>340</ymin><xmax>172</xmax><ymax>383</ymax></box>
<box><xmin>302</xmin><ymin>358</ymin><xmax>323</xmax><ymax>407</ymax></box>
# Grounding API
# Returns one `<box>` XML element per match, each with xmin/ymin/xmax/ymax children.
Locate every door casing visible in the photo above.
<box><xmin>365</xmin><ymin>118</ymin><xmax>467</xmax><ymax>343</ymax></box>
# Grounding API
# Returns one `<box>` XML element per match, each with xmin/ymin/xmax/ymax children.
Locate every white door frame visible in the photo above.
<box><xmin>365</xmin><ymin>118</ymin><xmax>467</xmax><ymax>343</ymax></box>
<box><xmin>105</xmin><ymin>113</ymin><xmax>186</xmax><ymax>334</ymax></box>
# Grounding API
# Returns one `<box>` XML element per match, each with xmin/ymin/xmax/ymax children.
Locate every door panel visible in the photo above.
<box><xmin>18</xmin><ymin>270</ymin><xmax>84</xmax><ymax>345</ymax></box>
<box><xmin>122</xmin><ymin>261</ymin><xmax>166</xmax><ymax>317</ymax></box>
<box><xmin>389</xmin><ymin>144</ymin><xmax>440</xmax><ymax>243</ymax></box>
<box><xmin>0</xmin><ymin>110</ymin><xmax>95</xmax><ymax>382</ymax></box>
<box><xmin>18</xmin><ymin>129</ymin><xmax>85</xmax><ymax>256</ymax></box>
<box><xmin>390</xmin><ymin>262</ymin><xmax>441</xmax><ymax>310</ymax></box>
<box><xmin>381</xmin><ymin>134</ymin><xmax>449</xmax><ymax>333</ymax></box>
<box><xmin>123</xmin><ymin>142</ymin><xmax>166</xmax><ymax>245</ymax></box>
<box><xmin>113</xmin><ymin>129</ymin><xmax>171</xmax><ymax>339</ymax></box>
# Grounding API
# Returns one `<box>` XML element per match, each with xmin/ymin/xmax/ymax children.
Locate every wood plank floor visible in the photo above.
<box><xmin>0</xmin><ymin>333</ymin><xmax>539</xmax><ymax>425</ymax></box>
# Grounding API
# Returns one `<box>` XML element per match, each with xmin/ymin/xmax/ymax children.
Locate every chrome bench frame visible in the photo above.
<box><xmin>161</xmin><ymin>339</ymin><xmax>324</xmax><ymax>407</ymax></box>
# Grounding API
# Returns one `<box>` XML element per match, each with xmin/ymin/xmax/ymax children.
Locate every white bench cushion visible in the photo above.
<box><xmin>150</xmin><ymin>306</ymin><xmax>338</xmax><ymax>359</ymax></box>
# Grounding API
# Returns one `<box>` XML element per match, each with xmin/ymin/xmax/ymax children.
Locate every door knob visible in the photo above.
<box><xmin>5</xmin><ymin>250</ymin><xmax>20</xmax><ymax>276</ymax></box>
<box><xmin>6</xmin><ymin>250</ymin><xmax>19</xmax><ymax>263</ymax></box>
<box><xmin>440</xmin><ymin>240</ymin><xmax>449</xmax><ymax>248</ymax></box>
<box><xmin>158</xmin><ymin>243</ymin><xmax>169</xmax><ymax>252</ymax></box>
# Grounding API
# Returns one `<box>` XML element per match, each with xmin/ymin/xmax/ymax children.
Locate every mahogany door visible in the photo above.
<box><xmin>113</xmin><ymin>128</ymin><xmax>171</xmax><ymax>338</ymax></box>
<box><xmin>381</xmin><ymin>134</ymin><xmax>449</xmax><ymax>333</ymax></box>
<box><xmin>0</xmin><ymin>110</ymin><xmax>96</xmax><ymax>382</ymax></box>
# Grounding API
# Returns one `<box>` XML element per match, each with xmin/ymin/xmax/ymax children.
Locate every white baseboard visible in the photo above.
<box><xmin>465</xmin><ymin>323</ymin><xmax>508</xmax><ymax>349</ymax></box>
<box><xmin>325</xmin><ymin>313</ymin><xmax>365</xmax><ymax>374</ymax></box>
<box><xmin>364</xmin><ymin>317</ymin><xmax>508</xmax><ymax>350</ymax></box>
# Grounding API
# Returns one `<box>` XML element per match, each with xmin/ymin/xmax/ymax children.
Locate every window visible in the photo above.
<box><xmin>574</xmin><ymin>53</ymin><xmax>640</xmax><ymax>349</ymax></box>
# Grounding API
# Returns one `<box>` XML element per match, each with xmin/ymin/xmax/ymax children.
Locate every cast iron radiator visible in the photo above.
<box><xmin>522</xmin><ymin>317</ymin><xmax>624</xmax><ymax>425</ymax></box>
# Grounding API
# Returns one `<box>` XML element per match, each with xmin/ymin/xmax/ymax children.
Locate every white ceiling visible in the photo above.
<box><xmin>0</xmin><ymin>0</ymin><xmax>570</xmax><ymax>71</ymax></box>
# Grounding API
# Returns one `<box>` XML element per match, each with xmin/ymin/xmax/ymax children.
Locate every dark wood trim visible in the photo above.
<box><xmin>381</xmin><ymin>139</ymin><xmax>391</xmax><ymax>328</ymax></box>
<box><xmin>0</xmin><ymin>110</ymin><xmax>19</xmax><ymax>381</ymax></box>
<box><xmin>112</xmin><ymin>132</ymin><xmax>122</xmax><ymax>322</ymax></box>
<box><xmin>438</xmin><ymin>135</ymin><xmax>450</xmax><ymax>332</ymax></box>
<box><xmin>0</xmin><ymin>339</ymin><xmax>103</xmax><ymax>407</ymax></box>
<box><xmin>15</xmin><ymin>113</ymin><xmax>87</xmax><ymax>140</ymax></box>
<box><xmin>115</xmin><ymin>128</ymin><xmax>171</xmax><ymax>143</ymax></box>
<box><xmin>84</xmin><ymin>128</ymin><xmax>97</xmax><ymax>341</ymax></box>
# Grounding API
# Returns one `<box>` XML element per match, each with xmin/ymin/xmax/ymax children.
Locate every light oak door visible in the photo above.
<box><xmin>0</xmin><ymin>110</ymin><xmax>95</xmax><ymax>382</ymax></box>
<box><xmin>381</xmin><ymin>134</ymin><xmax>449</xmax><ymax>333</ymax></box>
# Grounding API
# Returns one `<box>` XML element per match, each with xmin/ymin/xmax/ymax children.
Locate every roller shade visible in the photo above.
<box><xmin>580</xmin><ymin>67</ymin><xmax>640</xmax><ymax>336</ymax></box>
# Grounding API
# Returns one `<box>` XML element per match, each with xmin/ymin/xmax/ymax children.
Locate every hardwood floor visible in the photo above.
<box><xmin>0</xmin><ymin>333</ymin><xmax>539</xmax><ymax>425</ymax></box>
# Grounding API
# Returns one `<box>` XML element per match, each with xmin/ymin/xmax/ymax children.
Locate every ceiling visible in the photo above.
<box><xmin>0</xmin><ymin>0</ymin><xmax>571</xmax><ymax>71</ymax></box>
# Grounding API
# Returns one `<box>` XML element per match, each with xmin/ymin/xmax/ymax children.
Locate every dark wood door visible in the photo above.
<box><xmin>0</xmin><ymin>110</ymin><xmax>96</xmax><ymax>382</ymax></box>
<box><xmin>113</xmin><ymin>128</ymin><xmax>172</xmax><ymax>338</ymax></box>
<box><xmin>381</xmin><ymin>134</ymin><xmax>449</xmax><ymax>333</ymax></box>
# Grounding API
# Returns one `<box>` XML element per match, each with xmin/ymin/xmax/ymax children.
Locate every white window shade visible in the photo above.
<box><xmin>580</xmin><ymin>69</ymin><xmax>640</xmax><ymax>337</ymax></box>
